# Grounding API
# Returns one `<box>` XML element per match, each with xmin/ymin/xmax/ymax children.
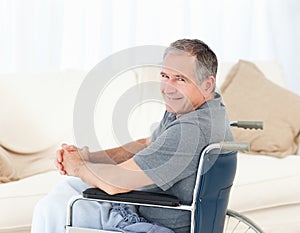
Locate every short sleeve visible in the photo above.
<box><xmin>150</xmin><ymin>112</ymin><xmax>166</xmax><ymax>142</ymax></box>
<box><xmin>134</xmin><ymin>121</ymin><xmax>207</xmax><ymax>191</ymax></box>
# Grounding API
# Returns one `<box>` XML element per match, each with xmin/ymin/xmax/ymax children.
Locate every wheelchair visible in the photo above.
<box><xmin>65</xmin><ymin>121</ymin><xmax>264</xmax><ymax>233</ymax></box>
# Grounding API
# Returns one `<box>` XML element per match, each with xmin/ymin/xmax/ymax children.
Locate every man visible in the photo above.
<box><xmin>31</xmin><ymin>39</ymin><xmax>233</xmax><ymax>233</ymax></box>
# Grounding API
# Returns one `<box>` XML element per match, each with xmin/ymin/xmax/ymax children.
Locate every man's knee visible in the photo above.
<box><xmin>33</xmin><ymin>177</ymin><xmax>85</xmax><ymax>217</ymax></box>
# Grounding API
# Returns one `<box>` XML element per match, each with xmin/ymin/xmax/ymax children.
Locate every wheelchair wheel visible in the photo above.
<box><xmin>224</xmin><ymin>210</ymin><xmax>264</xmax><ymax>233</ymax></box>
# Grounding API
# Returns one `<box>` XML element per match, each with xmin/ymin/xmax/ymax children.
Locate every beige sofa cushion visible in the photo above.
<box><xmin>229</xmin><ymin>153</ymin><xmax>300</xmax><ymax>212</ymax></box>
<box><xmin>220</xmin><ymin>60</ymin><xmax>300</xmax><ymax>157</ymax></box>
<box><xmin>0</xmin><ymin>171</ymin><xmax>64</xmax><ymax>233</ymax></box>
<box><xmin>229</xmin><ymin>153</ymin><xmax>300</xmax><ymax>233</ymax></box>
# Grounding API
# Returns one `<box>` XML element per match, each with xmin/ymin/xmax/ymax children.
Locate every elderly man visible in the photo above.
<box><xmin>31</xmin><ymin>39</ymin><xmax>233</xmax><ymax>233</ymax></box>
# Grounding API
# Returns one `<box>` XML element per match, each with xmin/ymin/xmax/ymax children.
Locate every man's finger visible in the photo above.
<box><xmin>62</xmin><ymin>144</ymin><xmax>77</xmax><ymax>152</ymax></box>
<box><xmin>71</xmin><ymin>146</ymin><xmax>78</xmax><ymax>152</ymax></box>
<box><xmin>56</xmin><ymin>149</ymin><xmax>64</xmax><ymax>163</ymax></box>
<box><xmin>54</xmin><ymin>160</ymin><xmax>63</xmax><ymax>170</ymax></box>
<box><xmin>60</xmin><ymin>170</ymin><xmax>66</xmax><ymax>175</ymax></box>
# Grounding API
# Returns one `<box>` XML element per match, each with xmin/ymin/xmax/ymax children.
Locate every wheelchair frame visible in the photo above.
<box><xmin>66</xmin><ymin>121</ymin><xmax>264</xmax><ymax>233</ymax></box>
<box><xmin>66</xmin><ymin>143</ymin><xmax>263</xmax><ymax>233</ymax></box>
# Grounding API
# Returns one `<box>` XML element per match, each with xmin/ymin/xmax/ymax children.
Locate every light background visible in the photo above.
<box><xmin>0</xmin><ymin>0</ymin><xmax>299</xmax><ymax>94</ymax></box>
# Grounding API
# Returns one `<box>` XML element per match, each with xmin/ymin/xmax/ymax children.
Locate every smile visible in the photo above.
<box><xmin>165</xmin><ymin>95</ymin><xmax>184</xmax><ymax>101</ymax></box>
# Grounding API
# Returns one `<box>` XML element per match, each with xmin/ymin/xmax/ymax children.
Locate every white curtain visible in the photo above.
<box><xmin>0</xmin><ymin>0</ymin><xmax>299</xmax><ymax>94</ymax></box>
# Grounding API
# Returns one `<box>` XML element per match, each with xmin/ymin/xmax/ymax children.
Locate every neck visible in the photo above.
<box><xmin>194</xmin><ymin>92</ymin><xmax>214</xmax><ymax>110</ymax></box>
<box><xmin>205</xmin><ymin>92</ymin><xmax>215</xmax><ymax>102</ymax></box>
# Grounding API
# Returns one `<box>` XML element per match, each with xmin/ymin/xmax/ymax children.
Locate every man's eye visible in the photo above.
<box><xmin>161</xmin><ymin>74</ymin><xmax>169</xmax><ymax>79</ymax></box>
<box><xmin>178</xmin><ymin>78</ymin><xmax>186</xmax><ymax>82</ymax></box>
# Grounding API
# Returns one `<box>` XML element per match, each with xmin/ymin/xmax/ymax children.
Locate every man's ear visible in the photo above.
<box><xmin>201</xmin><ymin>76</ymin><xmax>215</xmax><ymax>98</ymax></box>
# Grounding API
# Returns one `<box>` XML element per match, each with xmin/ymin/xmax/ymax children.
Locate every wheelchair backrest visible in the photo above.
<box><xmin>194</xmin><ymin>150</ymin><xmax>237</xmax><ymax>233</ymax></box>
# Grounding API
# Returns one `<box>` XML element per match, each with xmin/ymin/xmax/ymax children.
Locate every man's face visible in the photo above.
<box><xmin>160</xmin><ymin>53</ymin><xmax>206</xmax><ymax>115</ymax></box>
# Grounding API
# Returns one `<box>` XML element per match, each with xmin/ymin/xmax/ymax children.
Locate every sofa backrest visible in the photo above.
<box><xmin>0</xmin><ymin>70</ymin><xmax>85</xmax><ymax>153</ymax></box>
<box><xmin>0</xmin><ymin>61</ymin><xmax>285</xmax><ymax>153</ymax></box>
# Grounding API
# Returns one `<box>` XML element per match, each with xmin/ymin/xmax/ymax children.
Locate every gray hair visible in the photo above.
<box><xmin>164</xmin><ymin>39</ymin><xmax>218</xmax><ymax>91</ymax></box>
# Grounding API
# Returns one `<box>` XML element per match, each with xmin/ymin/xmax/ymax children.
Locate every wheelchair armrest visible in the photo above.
<box><xmin>83</xmin><ymin>188</ymin><xmax>181</xmax><ymax>207</ymax></box>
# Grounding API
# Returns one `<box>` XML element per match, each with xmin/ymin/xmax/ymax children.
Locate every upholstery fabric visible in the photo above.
<box><xmin>220</xmin><ymin>60</ymin><xmax>300</xmax><ymax>157</ymax></box>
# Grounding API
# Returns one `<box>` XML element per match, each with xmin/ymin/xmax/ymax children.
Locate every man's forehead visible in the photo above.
<box><xmin>162</xmin><ymin>53</ymin><xmax>196</xmax><ymax>78</ymax></box>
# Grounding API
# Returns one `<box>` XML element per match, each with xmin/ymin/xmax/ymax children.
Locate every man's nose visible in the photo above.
<box><xmin>163</xmin><ymin>81</ymin><xmax>177</xmax><ymax>94</ymax></box>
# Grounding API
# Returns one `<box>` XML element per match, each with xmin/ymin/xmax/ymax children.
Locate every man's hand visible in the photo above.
<box><xmin>55</xmin><ymin>144</ymin><xmax>90</xmax><ymax>175</ymax></box>
<box><xmin>61</xmin><ymin>149</ymin><xmax>85</xmax><ymax>177</ymax></box>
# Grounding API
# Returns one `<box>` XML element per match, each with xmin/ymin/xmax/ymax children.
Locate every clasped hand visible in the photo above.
<box><xmin>55</xmin><ymin>144</ymin><xmax>90</xmax><ymax>177</ymax></box>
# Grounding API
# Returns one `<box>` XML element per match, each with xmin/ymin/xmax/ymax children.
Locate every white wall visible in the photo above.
<box><xmin>0</xmin><ymin>0</ymin><xmax>299</xmax><ymax>94</ymax></box>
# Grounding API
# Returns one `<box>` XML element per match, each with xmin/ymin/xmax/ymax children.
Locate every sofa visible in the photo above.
<box><xmin>0</xmin><ymin>61</ymin><xmax>299</xmax><ymax>233</ymax></box>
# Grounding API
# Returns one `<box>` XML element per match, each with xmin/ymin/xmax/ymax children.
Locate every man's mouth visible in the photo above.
<box><xmin>164</xmin><ymin>95</ymin><xmax>184</xmax><ymax>101</ymax></box>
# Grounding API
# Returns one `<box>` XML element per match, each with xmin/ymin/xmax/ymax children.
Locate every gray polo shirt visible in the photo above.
<box><xmin>133</xmin><ymin>93</ymin><xmax>233</xmax><ymax>232</ymax></box>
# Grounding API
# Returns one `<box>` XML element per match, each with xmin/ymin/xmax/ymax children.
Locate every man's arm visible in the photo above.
<box><xmin>56</xmin><ymin>137</ymin><xmax>151</xmax><ymax>171</ymax></box>
<box><xmin>88</xmin><ymin>137</ymin><xmax>151</xmax><ymax>164</ymax></box>
<box><xmin>62</xmin><ymin>150</ymin><xmax>154</xmax><ymax>195</ymax></box>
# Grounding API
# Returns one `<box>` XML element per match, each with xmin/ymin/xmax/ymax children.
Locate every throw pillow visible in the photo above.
<box><xmin>220</xmin><ymin>60</ymin><xmax>300</xmax><ymax>158</ymax></box>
